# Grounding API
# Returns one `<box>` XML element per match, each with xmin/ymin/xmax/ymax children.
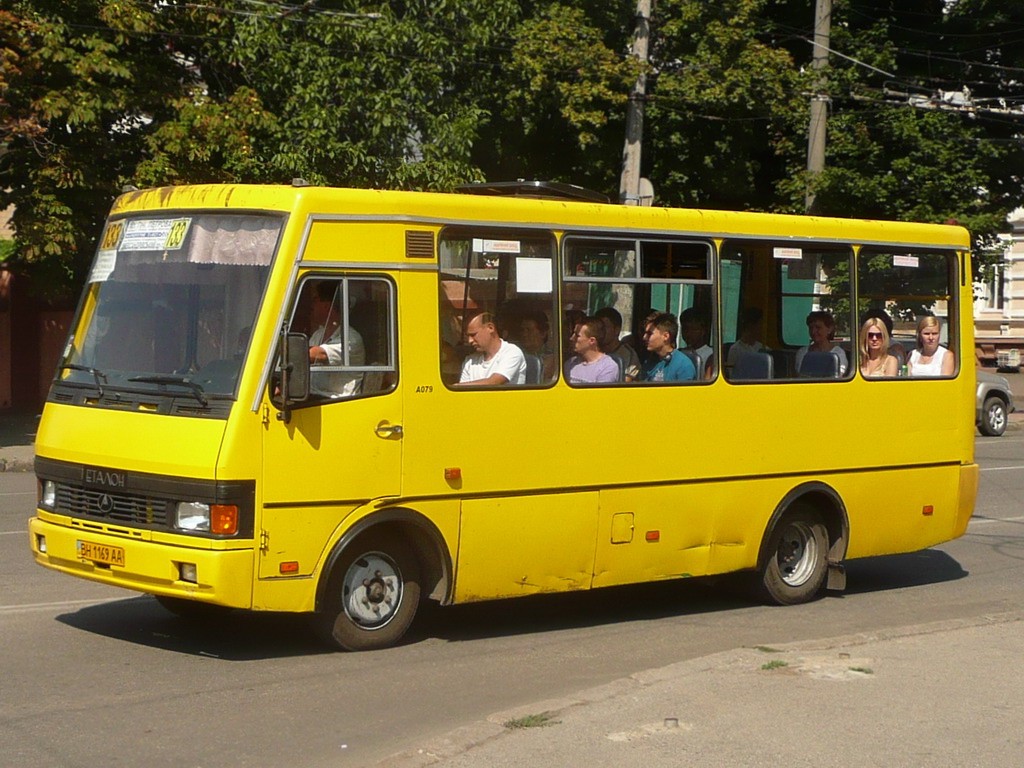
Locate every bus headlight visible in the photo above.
<box><xmin>175</xmin><ymin>502</ymin><xmax>239</xmax><ymax>535</ymax></box>
<box><xmin>39</xmin><ymin>480</ymin><xmax>57</xmax><ymax>509</ymax></box>
<box><xmin>175</xmin><ymin>501</ymin><xmax>211</xmax><ymax>532</ymax></box>
<box><xmin>37</xmin><ymin>481</ymin><xmax>57</xmax><ymax>512</ymax></box>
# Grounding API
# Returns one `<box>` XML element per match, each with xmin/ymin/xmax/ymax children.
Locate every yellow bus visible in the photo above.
<box><xmin>29</xmin><ymin>181</ymin><xmax>978</xmax><ymax>650</ymax></box>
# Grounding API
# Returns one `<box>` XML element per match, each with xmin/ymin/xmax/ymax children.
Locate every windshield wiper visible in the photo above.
<box><xmin>59</xmin><ymin>363</ymin><xmax>108</xmax><ymax>397</ymax></box>
<box><xmin>128</xmin><ymin>375</ymin><xmax>209</xmax><ymax>407</ymax></box>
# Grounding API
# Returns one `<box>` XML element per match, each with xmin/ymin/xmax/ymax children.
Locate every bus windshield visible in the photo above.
<box><xmin>58</xmin><ymin>213</ymin><xmax>282</xmax><ymax>406</ymax></box>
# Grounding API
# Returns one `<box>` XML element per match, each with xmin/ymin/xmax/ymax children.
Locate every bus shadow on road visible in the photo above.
<box><xmin>841</xmin><ymin>548</ymin><xmax>967</xmax><ymax>595</ymax></box>
<box><xmin>55</xmin><ymin>596</ymin><xmax>330</xmax><ymax>660</ymax></box>
<box><xmin>54</xmin><ymin>548</ymin><xmax>967</xmax><ymax>656</ymax></box>
<box><xmin>410</xmin><ymin>548</ymin><xmax>969</xmax><ymax>645</ymax></box>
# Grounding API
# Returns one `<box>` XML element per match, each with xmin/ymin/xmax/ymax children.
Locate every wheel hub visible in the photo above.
<box><xmin>776</xmin><ymin>521</ymin><xmax>819</xmax><ymax>587</ymax></box>
<box><xmin>342</xmin><ymin>553</ymin><xmax>403</xmax><ymax>629</ymax></box>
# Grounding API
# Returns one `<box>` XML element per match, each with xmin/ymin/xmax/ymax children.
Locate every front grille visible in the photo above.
<box><xmin>55</xmin><ymin>485</ymin><xmax>170</xmax><ymax>527</ymax></box>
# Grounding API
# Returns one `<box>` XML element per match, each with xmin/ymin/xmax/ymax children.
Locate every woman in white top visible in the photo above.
<box><xmin>907</xmin><ymin>315</ymin><xmax>955</xmax><ymax>377</ymax></box>
<box><xmin>794</xmin><ymin>310</ymin><xmax>848</xmax><ymax>376</ymax></box>
<box><xmin>859</xmin><ymin>318</ymin><xmax>898</xmax><ymax>377</ymax></box>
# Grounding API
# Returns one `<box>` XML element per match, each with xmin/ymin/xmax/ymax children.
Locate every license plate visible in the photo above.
<box><xmin>77</xmin><ymin>540</ymin><xmax>125</xmax><ymax>567</ymax></box>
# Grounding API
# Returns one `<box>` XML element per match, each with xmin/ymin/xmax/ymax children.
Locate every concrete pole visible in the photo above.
<box><xmin>619</xmin><ymin>0</ymin><xmax>652</xmax><ymax>205</ymax></box>
<box><xmin>805</xmin><ymin>0</ymin><xmax>831</xmax><ymax>213</ymax></box>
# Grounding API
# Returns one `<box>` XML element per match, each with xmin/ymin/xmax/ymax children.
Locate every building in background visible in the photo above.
<box><xmin>975</xmin><ymin>209</ymin><xmax>1024</xmax><ymax>369</ymax></box>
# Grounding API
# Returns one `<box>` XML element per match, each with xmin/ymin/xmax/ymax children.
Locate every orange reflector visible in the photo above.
<box><xmin>210</xmin><ymin>504</ymin><xmax>239</xmax><ymax>535</ymax></box>
<box><xmin>444</xmin><ymin>467</ymin><xmax>461</xmax><ymax>481</ymax></box>
<box><xmin>645</xmin><ymin>530</ymin><xmax>660</xmax><ymax>542</ymax></box>
<box><xmin>279</xmin><ymin>561</ymin><xmax>299</xmax><ymax>574</ymax></box>
<box><xmin>922</xmin><ymin>505</ymin><xmax>934</xmax><ymax>516</ymax></box>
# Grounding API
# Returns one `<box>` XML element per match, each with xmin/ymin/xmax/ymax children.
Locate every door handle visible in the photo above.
<box><xmin>374</xmin><ymin>421</ymin><xmax>403</xmax><ymax>439</ymax></box>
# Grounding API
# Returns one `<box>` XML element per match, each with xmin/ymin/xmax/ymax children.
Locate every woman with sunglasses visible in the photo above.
<box><xmin>859</xmin><ymin>318</ymin><xmax>898</xmax><ymax>377</ymax></box>
<box><xmin>907</xmin><ymin>315</ymin><xmax>955</xmax><ymax>377</ymax></box>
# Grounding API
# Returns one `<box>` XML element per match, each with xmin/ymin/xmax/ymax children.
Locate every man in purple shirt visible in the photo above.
<box><xmin>565</xmin><ymin>317</ymin><xmax>620</xmax><ymax>384</ymax></box>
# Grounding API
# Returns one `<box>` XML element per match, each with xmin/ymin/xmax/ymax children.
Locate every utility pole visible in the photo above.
<box><xmin>805</xmin><ymin>0</ymin><xmax>831</xmax><ymax>213</ymax></box>
<box><xmin>619</xmin><ymin>0</ymin><xmax>652</xmax><ymax>205</ymax></box>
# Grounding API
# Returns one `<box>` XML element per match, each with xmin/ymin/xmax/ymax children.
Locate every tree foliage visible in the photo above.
<box><xmin>2</xmin><ymin>0</ymin><xmax>1023</xmax><ymax>300</ymax></box>
<box><xmin>0</xmin><ymin>1</ymin><xmax>186</xmax><ymax>298</ymax></box>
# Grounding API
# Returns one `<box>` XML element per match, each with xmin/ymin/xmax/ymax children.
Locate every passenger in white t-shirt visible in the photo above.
<box><xmin>458</xmin><ymin>313</ymin><xmax>527</xmax><ymax>386</ymax></box>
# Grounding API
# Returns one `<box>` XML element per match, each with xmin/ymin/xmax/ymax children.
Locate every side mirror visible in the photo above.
<box><xmin>276</xmin><ymin>330</ymin><xmax>309</xmax><ymax>422</ymax></box>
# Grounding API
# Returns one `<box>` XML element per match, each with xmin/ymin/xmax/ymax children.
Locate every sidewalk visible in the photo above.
<box><xmin>380</xmin><ymin>613</ymin><xmax>1024</xmax><ymax>767</ymax></box>
<box><xmin>0</xmin><ymin>409</ymin><xmax>38</xmax><ymax>472</ymax></box>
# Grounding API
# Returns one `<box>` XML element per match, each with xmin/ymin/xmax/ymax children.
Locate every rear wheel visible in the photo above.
<box><xmin>758</xmin><ymin>509</ymin><xmax>828</xmax><ymax>605</ymax></box>
<box><xmin>316</xmin><ymin>535</ymin><xmax>421</xmax><ymax>651</ymax></box>
<box><xmin>979</xmin><ymin>396</ymin><xmax>1007</xmax><ymax>437</ymax></box>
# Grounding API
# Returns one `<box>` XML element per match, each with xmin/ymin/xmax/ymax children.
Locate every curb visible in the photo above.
<box><xmin>375</xmin><ymin>611</ymin><xmax>1024</xmax><ymax>767</ymax></box>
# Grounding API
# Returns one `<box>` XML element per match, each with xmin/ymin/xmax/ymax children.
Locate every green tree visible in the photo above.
<box><xmin>138</xmin><ymin>0</ymin><xmax>519</xmax><ymax>190</ymax></box>
<box><xmin>644</xmin><ymin>0</ymin><xmax>804</xmax><ymax>209</ymax></box>
<box><xmin>0</xmin><ymin>1</ymin><xmax>188</xmax><ymax>299</ymax></box>
<box><xmin>474</xmin><ymin>2</ymin><xmax>634</xmax><ymax>193</ymax></box>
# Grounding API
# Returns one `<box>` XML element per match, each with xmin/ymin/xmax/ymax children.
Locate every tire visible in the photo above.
<box><xmin>979</xmin><ymin>396</ymin><xmax>1007</xmax><ymax>437</ymax></box>
<box><xmin>316</xmin><ymin>535</ymin><xmax>421</xmax><ymax>651</ymax></box>
<box><xmin>758</xmin><ymin>509</ymin><xmax>828</xmax><ymax>605</ymax></box>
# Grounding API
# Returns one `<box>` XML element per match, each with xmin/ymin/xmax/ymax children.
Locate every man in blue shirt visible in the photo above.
<box><xmin>643</xmin><ymin>312</ymin><xmax>696</xmax><ymax>382</ymax></box>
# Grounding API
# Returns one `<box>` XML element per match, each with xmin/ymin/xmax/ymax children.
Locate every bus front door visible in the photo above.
<box><xmin>259</xmin><ymin>273</ymin><xmax>403</xmax><ymax>585</ymax></box>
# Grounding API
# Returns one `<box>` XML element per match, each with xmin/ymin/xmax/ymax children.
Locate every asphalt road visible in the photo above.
<box><xmin>2</xmin><ymin>433</ymin><xmax>1022</xmax><ymax>768</ymax></box>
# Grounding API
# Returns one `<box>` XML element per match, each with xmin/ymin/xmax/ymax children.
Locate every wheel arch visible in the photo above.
<box><xmin>315</xmin><ymin>507</ymin><xmax>453</xmax><ymax>613</ymax></box>
<box><xmin>758</xmin><ymin>482</ymin><xmax>850</xmax><ymax>592</ymax></box>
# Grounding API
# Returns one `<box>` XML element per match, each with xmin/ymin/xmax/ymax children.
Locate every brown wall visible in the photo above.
<box><xmin>0</xmin><ymin>299</ymin><xmax>10</xmax><ymax>410</ymax></box>
<box><xmin>0</xmin><ymin>267</ymin><xmax>75</xmax><ymax>415</ymax></box>
<box><xmin>38</xmin><ymin>311</ymin><xmax>73</xmax><ymax>406</ymax></box>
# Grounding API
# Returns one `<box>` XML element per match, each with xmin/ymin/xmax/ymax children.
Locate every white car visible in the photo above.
<box><xmin>977</xmin><ymin>370</ymin><xmax>1016</xmax><ymax>437</ymax></box>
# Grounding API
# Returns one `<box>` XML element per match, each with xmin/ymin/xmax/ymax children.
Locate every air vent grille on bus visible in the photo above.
<box><xmin>55</xmin><ymin>484</ymin><xmax>170</xmax><ymax>527</ymax></box>
<box><xmin>405</xmin><ymin>230</ymin><xmax>435</xmax><ymax>259</ymax></box>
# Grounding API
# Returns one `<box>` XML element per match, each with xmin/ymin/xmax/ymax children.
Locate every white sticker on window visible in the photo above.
<box><xmin>773</xmin><ymin>247</ymin><xmax>803</xmax><ymax>260</ymax></box>
<box><xmin>516</xmin><ymin>257</ymin><xmax>553</xmax><ymax>293</ymax></box>
<box><xmin>89</xmin><ymin>250</ymin><xmax>117</xmax><ymax>283</ymax></box>
<box><xmin>472</xmin><ymin>238</ymin><xmax>521</xmax><ymax>254</ymax></box>
<box><xmin>893</xmin><ymin>254</ymin><xmax>920</xmax><ymax>268</ymax></box>
<box><xmin>120</xmin><ymin>218</ymin><xmax>192</xmax><ymax>251</ymax></box>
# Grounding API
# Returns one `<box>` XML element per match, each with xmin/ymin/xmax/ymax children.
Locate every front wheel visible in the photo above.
<box><xmin>316</xmin><ymin>535</ymin><xmax>421</xmax><ymax>651</ymax></box>
<box><xmin>979</xmin><ymin>396</ymin><xmax>1007</xmax><ymax>437</ymax></box>
<box><xmin>758</xmin><ymin>509</ymin><xmax>828</xmax><ymax>605</ymax></box>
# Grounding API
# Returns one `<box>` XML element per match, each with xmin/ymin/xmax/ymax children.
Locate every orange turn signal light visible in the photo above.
<box><xmin>922</xmin><ymin>505</ymin><xmax>934</xmax><ymax>516</ymax></box>
<box><xmin>280</xmin><ymin>561</ymin><xmax>299</xmax><ymax>574</ymax></box>
<box><xmin>210</xmin><ymin>504</ymin><xmax>239</xmax><ymax>535</ymax></box>
<box><xmin>645</xmin><ymin>530</ymin><xmax>660</xmax><ymax>542</ymax></box>
<box><xmin>444</xmin><ymin>467</ymin><xmax>462</xmax><ymax>481</ymax></box>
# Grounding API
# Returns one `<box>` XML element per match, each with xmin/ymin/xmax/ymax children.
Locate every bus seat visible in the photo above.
<box><xmin>523</xmin><ymin>354</ymin><xmax>543</xmax><ymax>385</ymax></box>
<box><xmin>798</xmin><ymin>350</ymin><xmax>841</xmax><ymax>378</ymax></box>
<box><xmin>679</xmin><ymin>349</ymin><xmax>701</xmax><ymax>380</ymax></box>
<box><xmin>611</xmin><ymin>354</ymin><xmax>625</xmax><ymax>381</ymax></box>
<box><xmin>770</xmin><ymin>349</ymin><xmax>794</xmax><ymax>378</ymax></box>
<box><xmin>732</xmin><ymin>352</ymin><xmax>774</xmax><ymax>381</ymax></box>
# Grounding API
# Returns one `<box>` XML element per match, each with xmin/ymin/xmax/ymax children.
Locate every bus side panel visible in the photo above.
<box><xmin>592</xmin><ymin>485</ymin><xmax>714</xmax><ymax>588</ymax></box>
<box><xmin>833</xmin><ymin>465</ymin><xmax>961</xmax><ymax>559</ymax></box>
<box><xmin>954</xmin><ymin>463</ymin><xmax>979</xmax><ymax>539</ymax></box>
<box><xmin>454</xmin><ymin>492</ymin><xmax>598</xmax><ymax>603</ymax></box>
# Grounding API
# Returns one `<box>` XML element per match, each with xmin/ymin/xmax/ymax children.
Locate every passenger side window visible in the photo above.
<box><xmin>289</xmin><ymin>276</ymin><xmax>397</xmax><ymax>403</ymax></box>
<box><xmin>856</xmin><ymin>249</ymin><xmax>959</xmax><ymax>378</ymax></box>
<box><xmin>721</xmin><ymin>241</ymin><xmax>853</xmax><ymax>382</ymax></box>
<box><xmin>439</xmin><ymin>229</ymin><xmax>557</xmax><ymax>388</ymax></box>
<box><xmin>562</xmin><ymin>237</ymin><xmax>714</xmax><ymax>384</ymax></box>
